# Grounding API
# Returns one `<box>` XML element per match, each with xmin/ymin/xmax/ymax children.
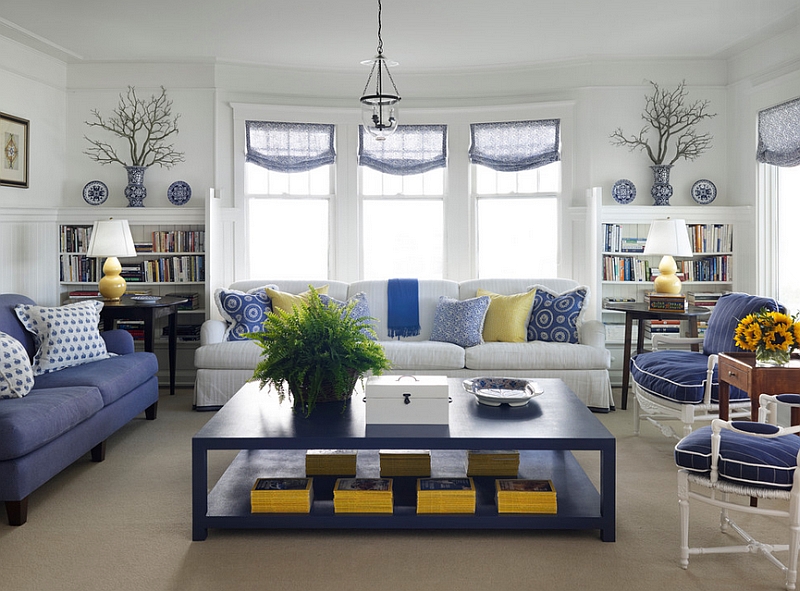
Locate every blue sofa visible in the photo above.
<box><xmin>0</xmin><ymin>294</ymin><xmax>159</xmax><ymax>525</ymax></box>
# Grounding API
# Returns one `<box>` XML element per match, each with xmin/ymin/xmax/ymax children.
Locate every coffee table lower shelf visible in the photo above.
<box><xmin>198</xmin><ymin>448</ymin><xmax>607</xmax><ymax>537</ymax></box>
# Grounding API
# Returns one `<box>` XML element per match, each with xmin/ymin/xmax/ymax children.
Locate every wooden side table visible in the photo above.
<box><xmin>602</xmin><ymin>302</ymin><xmax>712</xmax><ymax>410</ymax></box>
<box><xmin>98</xmin><ymin>295</ymin><xmax>188</xmax><ymax>396</ymax></box>
<box><xmin>718</xmin><ymin>352</ymin><xmax>800</xmax><ymax>422</ymax></box>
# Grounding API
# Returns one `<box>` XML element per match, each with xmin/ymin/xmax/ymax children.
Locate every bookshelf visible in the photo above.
<box><xmin>58</xmin><ymin>209</ymin><xmax>206</xmax><ymax>387</ymax></box>
<box><xmin>598</xmin><ymin>205</ymin><xmax>748</xmax><ymax>387</ymax></box>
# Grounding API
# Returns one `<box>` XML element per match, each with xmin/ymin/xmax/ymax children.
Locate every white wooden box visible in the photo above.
<box><xmin>365</xmin><ymin>375</ymin><xmax>450</xmax><ymax>425</ymax></box>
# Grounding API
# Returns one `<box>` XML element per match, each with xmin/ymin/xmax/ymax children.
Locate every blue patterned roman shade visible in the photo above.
<box><xmin>245</xmin><ymin>121</ymin><xmax>336</xmax><ymax>172</ymax></box>
<box><xmin>757</xmin><ymin>97</ymin><xmax>800</xmax><ymax>167</ymax></box>
<box><xmin>469</xmin><ymin>119</ymin><xmax>561</xmax><ymax>172</ymax></box>
<box><xmin>358</xmin><ymin>124</ymin><xmax>447</xmax><ymax>175</ymax></box>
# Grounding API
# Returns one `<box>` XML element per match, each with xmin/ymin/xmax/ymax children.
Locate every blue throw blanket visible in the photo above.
<box><xmin>387</xmin><ymin>278</ymin><xmax>420</xmax><ymax>339</ymax></box>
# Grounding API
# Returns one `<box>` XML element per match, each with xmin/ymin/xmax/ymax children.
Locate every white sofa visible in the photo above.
<box><xmin>193</xmin><ymin>278</ymin><xmax>613</xmax><ymax>411</ymax></box>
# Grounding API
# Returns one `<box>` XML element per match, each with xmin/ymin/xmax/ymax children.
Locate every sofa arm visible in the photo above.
<box><xmin>102</xmin><ymin>329</ymin><xmax>135</xmax><ymax>355</ymax></box>
<box><xmin>200</xmin><ymin>319</ymin><xmax>228</xmax><ymax>346</ymax></box>
<box><xmin>579</xmin><ymin>319</ymin><xmax>607</xmax><ymax>349</ymax></box>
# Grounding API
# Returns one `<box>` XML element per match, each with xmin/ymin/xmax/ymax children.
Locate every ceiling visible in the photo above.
<box><xmin>1</xmin><ymin>0</ymin><xmax>799</xmax><ymax>73</ymax></box>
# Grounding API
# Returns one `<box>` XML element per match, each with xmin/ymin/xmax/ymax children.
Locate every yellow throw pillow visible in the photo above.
<box><xmin>266</xmin><ymin>285</ymin><xmax>329</xmax><ymax>314</ymax></box>
<box><xmin>477</xmin><ymin>288</ymin><xmax>537</xmax><ymax>343</ymax></box>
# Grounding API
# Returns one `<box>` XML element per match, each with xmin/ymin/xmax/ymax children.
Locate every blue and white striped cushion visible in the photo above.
<box><xmin>630</xmin><ymin>350</ymin><xmax>749</xmax><ymax>404</ymax></box>
<box><xmin>675</xmin><ymin>424</ymin><xmax>800</xmax><ymax>489</ymax></box>
<box><xmin>702</xmin><ymin>292</ymin><xmax>779</xmax><ymax>356</ymax></box>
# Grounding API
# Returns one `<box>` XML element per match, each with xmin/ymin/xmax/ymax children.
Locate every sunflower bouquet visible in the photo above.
<box><xmin>734</xmin><ymin>307</ymin><xmax>800</xmax><ymax>366</ymax></box>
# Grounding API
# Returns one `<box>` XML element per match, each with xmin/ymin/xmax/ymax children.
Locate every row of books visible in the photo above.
<box><xmin>121</xmin><ymin>256</ymin><xmax>205</xmax><ymax>283</ymax></box>
<box><xmin>250</xmin><ymin>477</ymin><xmax>557</xmax><ymax>515</ymax></box>
<box><xmin>602</xmin><ymin>224</ymin><xmax>648</xmax><ymax>253</ymax></box>
<box><xmin>303</xmin><ymin>450</ymin><xmax>523</xmax><ymax>479</ymax></box>
<box><xmin>60</xmin><ymin>226</ymin><xmax>93</xmax><ymax>253</ymax></box>
<box><xmin>686</xmin><ymin>223</ymin><xmax>733</xmax><ymax>254</ymax></box>
<box><xmin>674</xmin><ymin>255</ymin><xmax>732</xmax><ymax>282</ymax></box>
<box><xmin>643</xmin><ymin>319</ymin><xmax>681</xmax><ymax>339</ymax></box>
<box><xmin>60</xmin><ymin>255</ymin><xmax>97</xmax><ymax>282</ymax></box>
<box><xmin>150</xmin><ymin>230</ymin><xmax>205</xmax><ymax>253</ymax></box>
<box><xmin>160</xmin><ymin>324</ymin><xmax>202</xmax><ymax>342</ymax></box>
<box><xmin>686</xmin><ymin>291</ymin><xmax>727</xmax><ymax>308</ymax></box>
<box><xmin>603</xmin><ymin>255</ymin><xmax>651</xmax><ymax>282</ymax></box>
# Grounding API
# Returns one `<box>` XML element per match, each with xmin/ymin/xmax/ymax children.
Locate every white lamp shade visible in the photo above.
<box><xmin>643</xmin><ymin>218</ymin><xmax>693</xmax><ymax>257</ymax></box>
<box><xmin>85</xmin><ymin>219</ymin><xmax>137</xmax><ymax>258</ymax></box>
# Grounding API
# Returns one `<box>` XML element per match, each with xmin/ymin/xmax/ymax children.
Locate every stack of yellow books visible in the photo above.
<box><xmin>250</xmin><ymin>478</ymin><xmax>314</xmax><ymax>513</ymax></box>
<box><xmin>305</xmin><ymin>449</ymin><xmax>358</xmax><ymax>476</ymax></box>
<box><xmin>495</xmin><ymin>479</ymin><xmax>557</xmax><ymax>514</ymax></box>
<box><xmin>467</xmin><ymin>450</ymin><xmax>520</xmax><ymax>477</ymax></box>
<box><xmin>333</xmin><ymin>478</ymin><xmax>394</xmax><ymax>513</ymax></box>
<box><xmin>379</xmin><ymin>449</ymin><xmax>431</xmax><ymax>477</ymax></box>
<box><xmin>417</xmin><ymin>478</ymin><xmax>476</xmax><ymax>514</ymax></box>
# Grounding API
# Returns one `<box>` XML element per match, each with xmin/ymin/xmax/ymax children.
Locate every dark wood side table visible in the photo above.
<box><xmin>603</xmin><ymin>302</ymin><xmax>712</xmax><ymax>410</ymax></box>
<box><xmin>717</xmin><ymin>352</ymin><xmax>800</xmax><ymax>422</ymax></box>
<box><xmin>98</xmin><ymin>295</ymin><xmax>188</xmax><ymax>396</ymax></box>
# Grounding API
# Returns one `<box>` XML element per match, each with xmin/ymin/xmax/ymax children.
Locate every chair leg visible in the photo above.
<box><xmin>5</xmin><ymin>498</ymin><xmax>28</xmax><ymax>526</ymax></box>
<box><xmin>633</xmin><ymin>395</ymin><xmax>641</xmax><ymax>436</ymax></box>
<box><xmin>678</xmin><ymin>470</ymin><xmax>690</xmax><ymax>569</ymax></box>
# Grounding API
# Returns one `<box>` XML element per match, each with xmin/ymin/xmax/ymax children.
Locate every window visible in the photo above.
<box><xmin>470</xmin><ymin>120</ymin><xmax>561</xmax><ymax>278</ymax></box>
<box><xmin>244</xmin><ymin>121</ymin><xmax>334</xmax><ymax>278</ymax></box>
<box><xmin>359</xmin><ymin>125</ymin><xmax>447</xmax><ymax>279</ymax></box>
<box><xmin>778</xmin><ymin>165</ymin><xmax>800</xmax><ymax>313</ymax></box>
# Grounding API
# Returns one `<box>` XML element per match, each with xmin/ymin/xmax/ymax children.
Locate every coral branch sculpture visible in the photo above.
<box><xmin>84</xmin><ymin>86</ymin><xmax>184</xmax><ymax>168</ymax></box>
<box><xmin>610</xmin><ymin>80</ymin><xmax>716</xmax><ymax>165</ymax></box>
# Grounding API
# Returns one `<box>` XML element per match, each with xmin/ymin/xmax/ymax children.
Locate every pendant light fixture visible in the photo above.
<box><xmin>360</xmin><ymin>0</ymin><xmax>400</xmax><ymax>141</ymax></box>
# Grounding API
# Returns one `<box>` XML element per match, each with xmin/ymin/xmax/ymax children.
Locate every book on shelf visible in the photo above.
<box><xmin>379</xmin><ymin>450</ymin><xmax>431</xmax><ymax>477</ymax></box>
<box><xmin>67</xmin><ymin>290</ymin><xmax>100</xmax><ymax>299</ymax></box>
<box><xmin>305</xmin><ymin>449</ymin><xmax>358</xmax><ymax>476</ymax></box>
<box><xmin>466</xmin><ymin>450</ymin><xmax>520</xmax><ymax>477</ymax></box>
<box><xmin>134</xmin><ymin>242</ymin><xmax>153</xmax><ymax>253</ymax></box>
<box><xmin>644</xmin><ymin>292</ymin><xmax>686</xmax><ymax>312</ymax></box>
<box><xmin>250</xmin><ymin>477</ymin><xmax>313</xmax><ymax>513</ymax></box>
<box><xmin>164</xmin><ymin>292</ymin><xmax>200</xmax><ymax>310</ymax></box>
<box><xmin>416</xmin><ymin>478</ymin><xmax>476</xmax><ymax>514</ymax></box>
<box><xmin>161</xmin><ymin>324</ymin><xmax>201</xmax><ymax>342</ymax></box>
<box><xmin>333</xmin><ymin>478</ymin><xmax>394</xmax><ymax>514</ymax></box>
<box><xmin>686</xmin><ymin>291</ymin><xmax>728</xmax><ymax>307</ymax></box>
<box><xmin>644</xmin><ymin>319</ymin><xmax>682</xmax><ymax>338</ymax></box>
<box><xmin>495</xmin><ymin>479</ymin><xmax>557</xmax><ymax>514</ymax></box>
<box><xmin>602</xmin><ymin>297</ymin><xmax>636</xmax><ymax>309</ymax></box>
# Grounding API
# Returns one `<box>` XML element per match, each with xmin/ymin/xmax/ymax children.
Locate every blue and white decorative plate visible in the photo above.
<box><xmin>167</xmin><ymin>181</ymin><xmax>192</xmax><ymax>206</ymax></box>
<box><xmin>691</xmin><ymin>179</ymin><xmax>717</xmax><ymax>204</ymax></box>
<box><xmin>611</xmin><ymin>179</ymin><xmax>636</xmax><ymax>204</ymax></box>
<box><xmin>82</xmin><ymin>181</ymin><xmax>108</xmax><ymax>205</ymax></box>
<box><xmin>462</xmin><ymin>377</ymin><xmax>543</xmax><ymax>407</ymax></box>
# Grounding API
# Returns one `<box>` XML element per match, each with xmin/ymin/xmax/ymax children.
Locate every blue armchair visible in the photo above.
<box><xmin>631</xmin><ymin>292</ymin><xmax>780</xmax><ymax>438</ymax></box>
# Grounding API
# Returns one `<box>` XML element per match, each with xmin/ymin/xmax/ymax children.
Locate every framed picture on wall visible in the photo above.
<box><xmin>0</xmin><ymin>112</ymin><xmax>29</xmax><ymax>188</ymax></box>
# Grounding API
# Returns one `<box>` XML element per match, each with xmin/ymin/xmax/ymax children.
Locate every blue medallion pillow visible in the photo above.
<box><xmin>319</xmin><ymin>292</ymin><xmax>376</xmax><ymax>339</ymax></box>
<box><xmin>14</xmin><ymin>300</ymin><xmax>109</xmax><ymax>376</ymax></box>
<box><xmin>430</xmin><ymin>295</ymin><xmax>491</xmax><ymax>348</ymax></box>
<box><xmin>527</xmin><ymin>285</ymin><xmax>588</xmax><ymax>343</ymax></box>
<box><xmin>675</xmin><ymin>422</ymin><xmax>800</xmax><ymax>489</ymax></box>
<box><xmin>0</xmin><ymin>330</ymin><xmax>34</xmax><ymax>398</ymax></box>
<box><xmin>215</xmin><ymin>285</ymin><xmax>277</xmax><ymax>341</ymax></box>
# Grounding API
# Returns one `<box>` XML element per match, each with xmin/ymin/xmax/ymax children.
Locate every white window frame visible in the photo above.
<box><xmin>231</xmin><ymin>102</ymin><xmax>575</xmax><ymax>284</ymax></box>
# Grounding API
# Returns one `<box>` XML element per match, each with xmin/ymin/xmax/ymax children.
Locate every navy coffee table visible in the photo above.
<box><xmin>192</xmin><ymin>378</ymin><xmax>616</xmax><ymax>541</ymax></box>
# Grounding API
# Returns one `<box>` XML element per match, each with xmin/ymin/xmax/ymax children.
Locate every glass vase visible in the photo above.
<box><xmin>755</xmin><ymin>348</ymin><xmax>791</xmax><ymax>367</ymax></box>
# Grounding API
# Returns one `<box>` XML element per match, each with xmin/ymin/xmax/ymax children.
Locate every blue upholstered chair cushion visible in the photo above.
<box><xmin>702</xmin><ymin>292</ymin><xmax>779</xmax><ymax>356</ymax></box>
<box><xmin>675</xmin><ymin>423</ymin><xmax>800</xmax><ymax>489</ymax></box>
<box><xmin>430</xmin><ymin>295</ymin><xmax>491</xmax><ymax>348</ymax></box>
<box><xmin>215</xmin><ymin>285</ymin><xmax>277</xmax><ymax>341</ymax></box>
<box><xmin>526</xmin><ymin>285</ymin><xmax>588</xmax><ymax>343</ymax></box>
<box><xmin>0</xmin><ymin>330</ymin><xmax>33</xmax><ymax>399</ymax></box>
<box><xmin>630</xmin><ymin>350</ymin><xmax>749</xmax><ymax>404</ymax></box>
<box><xmin>319</xmin><ymin>292</ymin><xmax>376</xmax><ymax>339</ymax></box>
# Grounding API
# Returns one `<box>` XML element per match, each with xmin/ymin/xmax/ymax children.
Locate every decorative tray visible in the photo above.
<box><xmin>462</xmin><ymin>377</ymin><xmax>543</xmax><ymax>407</ymax></box>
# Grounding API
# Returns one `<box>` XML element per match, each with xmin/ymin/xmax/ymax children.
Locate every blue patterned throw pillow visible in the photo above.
<box><xmin>0</xmin><ymin>330</ymin><xmax>34</xmax><ymax>398</ymax></box>
<box><xmin>527</xmin><ymin>285</ymin><xmax>588</xmax><ymax>343</ymax></box>
<box><xmin>430</xmin><ymin>295</ymin><xmax>491</xmax><ymax>348</ymax></box>
<box><xmin>320</xmin><ymin>292</ymin><xmax>376</xmax><ymax>339</ymax></box>
<box><xmin>215</xmin><ymin>286</ymin><xmax>277</xmax><ymax>341</ymax></box>
<box><xmin>14</xmin><ymin>300</ymin><xmax>109</xmax><ymax>376</ymax></box>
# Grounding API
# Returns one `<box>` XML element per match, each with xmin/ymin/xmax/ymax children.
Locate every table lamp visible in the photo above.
<box><xmin>643</xmin><ymin>218</ymin><xmax>693</xmax><ymax>295</ymax></box>
<box><xmin>85</xmin><ymin>218</ymin><xmax>137</xmax><ymax>300</ymax></box>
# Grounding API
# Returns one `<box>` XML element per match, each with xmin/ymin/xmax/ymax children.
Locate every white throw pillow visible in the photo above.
<box><xmin>0</xmin><ymin>330</ymin><xmax>34</xmax><ymax>398</ymax></box>
<box><xmin>14</xmin><ymin>300</ymin><xmax>109</xmax><ymax>376</ymax></box>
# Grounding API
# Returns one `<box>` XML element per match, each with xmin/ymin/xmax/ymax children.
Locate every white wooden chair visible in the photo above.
<box><xmin>631</xmin><ymin>292</ymin><xmax>779</xmax><ymax>438</ymax></box>
<box><xmin>675</xmin><ymin>393</ymin><xmax>800</xmax><ymax>590</ymax></box>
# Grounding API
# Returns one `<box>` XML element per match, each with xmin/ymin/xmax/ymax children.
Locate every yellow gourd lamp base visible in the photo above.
<box><xmin>98</xmin><ymin>256</ymin><xmax>127</xmax><ymax>300</ymax></box>
<box><xmin>652</xmin><ymin>254</ymin><xmax>682</xmax><ymax>295</ymax></box>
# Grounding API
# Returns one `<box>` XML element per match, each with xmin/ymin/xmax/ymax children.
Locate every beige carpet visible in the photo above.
<box><xmin>0</xmin><ymin>388</ymin><xmax>792</xmax><ymax>591</ymax></box>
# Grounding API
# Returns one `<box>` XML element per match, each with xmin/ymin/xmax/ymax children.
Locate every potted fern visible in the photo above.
<box><xmin>247</xmin><ymin>287</ymin><xmax>391</xmax><ymax>417</ymax></box>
